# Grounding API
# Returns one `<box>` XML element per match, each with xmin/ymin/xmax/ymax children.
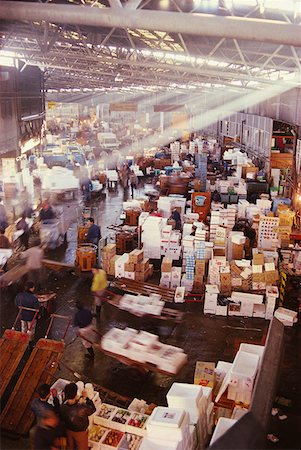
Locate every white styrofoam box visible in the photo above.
<box><xmin>167</xmin><ymin>383</ymin><xmax>203</xmax><ymax>410</ymax></box>
<box><xmin>240</xmin><ymin>302</ymin><xmax>254</xmax><ymax>318</ymax></box>
<box><xmin>216</xmin><ymin>305</ymin><xmax>228</xmax><ymax>316</ymax></box>
<box><xmin>231</xmin><ymin>406</ymin><xmax>248</xmax><ymax>421</ymax></box>
<box><xmin>274</xmin><ymin>307</ymin><xmax>298</xmax><ymax>326</ymax></box>
<box><xmin>206</xmin><ymin>402</ymin><xmax>214</xmax><ymax>435</ymax></box>
<box><xmin>171</xmin><ymin>267</ymin><xmax>182</xmax><ymax>281</ymax></box>
<box><xmin>139</xmin><ymin>437</ymin><xmax>182</xmax><ymax>450</ymax></box>
<box><xmin>160</xmin><ymin>279</ymin><xmax>171</xmax><ymax>288</ymax></box>
<box><xmin>124</xmin><ymin>271</ymin><xmax>135</xmax><ymax>280</ymax></box>
<box><xmin>205</xmin><ymin>285</ymin><xmax>219</xmax><ymax>294</ymax></box>
<box><xmin>253</xmin><ymin>304</ymin><xmax>266</xmax><ymax>318</ymax></box>
<box><xmin>231</xmin><ymin>350</ymin><xmax>259</xmax><ymax>379</ymax></box>
<box><xmin>126</xmin><ymin>413</ymin><xmax>149</xmax><ymax>437</ymax></box>
<box><xmin>231</xmin><ymin>291</ymin><xmax>263</xmax><ymax>305</ymax></box>
<box><xmin>239</xmin><ymin>343</ymin><xmax>264</xmax><ymax>361</ymax></box>
<box><xmin>130</xmin><ymin>331</ymin><xmax>158</xmax><ymax>351</ymax></box>
<box><xmin>266</xmin><ymin>285</ymin><xmax>279</xmax><ymax>298</ymax></box>
<box><xmin>210</xmin><ymin>418</ymin><xmax>237</xmax><ymax>446</ymax></box>
<box><xmin>94</xmin><ymin>403</ymin><xmax>118</xmax><ymax>427</ymax></box>
<box><xmin>161</xmin><ymin>272</ymin><xmax>172</xmax><ymax>282</ymax></box>
<box><xmin>146</xmin><ymin>408</ymin><xmax>190</xmax><ymax>442</ymax></box>
<box><xmin>158</xmin><ymin>346</ymin><xmax>188</xmax><ymax>374</ymax></box>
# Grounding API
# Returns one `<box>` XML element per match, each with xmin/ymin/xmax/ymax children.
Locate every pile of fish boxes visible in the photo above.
<box><xmin>161</xmin><ymin>225</ymin><xmax>182</xmax><ymax>260</ymax></box>
<box><xmin>102</xmin><ymin>244</ymin><xmax>118</xmax><ymax>276</ymax></box>
<box><xmin>124</xmin><ymin>249</ymin><xmax>154</xmax><ymax>282</ymax></box>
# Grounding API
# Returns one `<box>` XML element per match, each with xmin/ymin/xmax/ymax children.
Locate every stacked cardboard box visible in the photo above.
<box><xmin>160</xmin><ymin>258</ymin><xmax>173</xmax><ymax>288</ymax></box>
<box><xmin>130</xmin><ymin>249</ymin><xmax>154</xmax><ymax>282</ymax></box>
<box><xmin>102</xmin><ymin>244</ymin><xmax>117</xmax><ymax>275</ymax></box>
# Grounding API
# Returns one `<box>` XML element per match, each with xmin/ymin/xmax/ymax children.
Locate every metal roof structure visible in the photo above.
<box><xmin>0</xmin><ymin>0</ymin><xmax>301</xmax><ymax>98</ymax></box>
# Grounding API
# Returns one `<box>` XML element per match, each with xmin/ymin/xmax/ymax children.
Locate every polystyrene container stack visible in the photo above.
<box><xmin>227</xmin><ymin>350</ymin><xmax>260</xmax><ymax>405</ymax></box>
<box><xmin>142</xmin><ymin>407</ymin><xmax>190</xmax><ymax>450</ymax></box>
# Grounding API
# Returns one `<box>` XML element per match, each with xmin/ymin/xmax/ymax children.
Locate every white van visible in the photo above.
<box><xmin>97</xmin><ymin>132</ymin><xmax>120</xmax><ymax>150</ymax></box>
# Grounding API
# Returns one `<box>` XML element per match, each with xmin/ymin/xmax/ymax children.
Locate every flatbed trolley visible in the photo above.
<box><xmin>0</xmin><ymin>314</ymin><xmax>71</xmax><ymax>436</ymax></box>
<box><xmin>0</xmin><ymin>307</ymin><xmax>39</xmax><ymax>399</ymax></box>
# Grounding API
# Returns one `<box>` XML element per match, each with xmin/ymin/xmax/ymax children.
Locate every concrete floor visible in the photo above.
<box><xmin>1</xmin><ymin>181</ymin><xmax>300</xmax><ymax>449</ymax></box>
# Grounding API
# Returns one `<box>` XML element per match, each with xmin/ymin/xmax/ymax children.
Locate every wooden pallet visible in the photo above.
<box><xmin>0</xmin><ymin>339</ymin><xmax>64</xmax><ymax>435</ymax></box>
<box><xmin>42</xmin><ymin>259</ymin><xmax>74</xmax><ymax>272</ymax></box>
<box><xmin>0</xmin><ymin>330</ymin><xmax>30</xmax><ymax>398</ymax></box>
<box><xmin>112</xmin><ymin>278</ymin><xmax>176</xmax><ymax>303</ymax></box>
<box><xmin>0</xmin><ymin>264</ymin><xmax>28</xmax><ymax>288</ymax></box>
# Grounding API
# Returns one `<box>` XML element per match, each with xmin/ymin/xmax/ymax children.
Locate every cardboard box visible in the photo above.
<box><xmin>253</xmin><ymin>254</ymin><xmax>264</xmax><ymax>265</ymax></box>
<box><xmin>103</xmin><ymin>244</ymin><xmax>117</xmax><ymax>254</ymax></box>
<box><xmin>161</xmin><ymin>258</ymin><xmax>173</xmax><ymax>272</ymax></box>
<box><xmin>136</xmin><ymin>258</ymin><xmax>149</xmax><ymax>272</ymax></box>
<box><xmin>194</xmin><ymin>361</ymin><xmax>215</xmax><ymax>387</ymax></box>
<box><xmin>124</xmin><ymin>262</ymin><xmax>135</xmax><ymax>272</ymax></box>
<box><xmin>129</xmin><ymin>249</ymin><xmax>144</xmax><ymax>264</ymax></box>
<box><xmin>161</xmin><ymin>272</ymin><xmax>172</xmax><ymax>282</ymax></box>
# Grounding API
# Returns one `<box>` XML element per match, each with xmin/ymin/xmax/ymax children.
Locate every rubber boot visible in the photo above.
<box><xmin>85</xmin><ymin>347</ymin><xmax>95</xmax><ymax>359</ymax></box>
<box><xmin>96</xmin><ymin>305</ymin><xmax>101</xmax><ymax>322</ymax></box>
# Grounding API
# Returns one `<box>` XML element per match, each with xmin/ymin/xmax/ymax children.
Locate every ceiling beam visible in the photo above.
<box><xmin>1</xmin><ymin>1</ymin><xmax>301</xmax><ymax>47</ymax></box>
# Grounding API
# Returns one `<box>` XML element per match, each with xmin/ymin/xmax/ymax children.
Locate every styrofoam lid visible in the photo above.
<box><xmin>148</xmin><ymin>407</ymin><xmax>185</xmax><ymax>428</ymax></box>
<box><xmin>167</xmin><ymin>383</ymin><xmax>202</xmax><ymax>401</ymax></box>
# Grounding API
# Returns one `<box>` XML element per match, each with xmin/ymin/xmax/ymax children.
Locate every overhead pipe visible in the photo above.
<box><xmin>0</xmin><ymin>1</ymin><xmax>301</xmax><ymax>47</ymax></box>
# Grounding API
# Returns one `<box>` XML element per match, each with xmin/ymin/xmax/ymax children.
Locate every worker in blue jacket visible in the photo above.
<box><xmin>15</xmin><ymin>281</ymin><xmax>40</xmax><ymax>337</ymax></box>
<box><xmin>86</xmin><ymin>217</ymin><xmax>101</xmax><ymax>246</ymax></box>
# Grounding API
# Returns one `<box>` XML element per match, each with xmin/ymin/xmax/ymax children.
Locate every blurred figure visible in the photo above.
<box><xmin>91</xmin><ymin>268</ymin><xmax>108</xmax><ymax>321</ymax></box>
<box><xmin>60</xmin><ymin>383</ymin><xmax>96</xmax><ymax>450</ymax></box>
<box><xmin>73</xmin><ymin>303</ymin><xmax>95</xmax><ymax>359</ymax></box>
<box><xmin>0</xmin><ymin>198</ymin><xmax>8</xmax><ymax>230</ymax></box>
<box><xmin>23</xmin><ymin>202</ymin><xmax>34</xmax><ymax>219</ymax></box>
<box><xmin>129</xmin><ymin>170</ymin><xmax>138</xmax><ymax>199</ymax></box>
<box><xmin>21</xmin><ymin>240</ymin><xmax>44</xmax><ymax>287</ymax></box>
<box><xmin>39</xmin><ymin>201</ymin><xmax>55</xmax><ymax>221</ymax></box>
<box><xmin>16</xmin><ymin>213</ymin><xmax>30</xmax><ymax>249</ymax></box>
<box><xmin>34</xmin><ymin>410</ymin><xmax>61</xmax><ymax>450</ymax></box>
<box><xmin>0</xmin><ymin>228</ymin><xmax>11</xmax><ymax>249</ymax></box>
<box><xmin>171</xmin><ymin>208</ymin><xmax>182</xmax><ymax>231</ymax></box>
<box><xmin>86</xmin><ymin>217</ymin><xmax>101</xmax><ymax>246</ymax></box>
<box><xmin>15</xmin><ymin>281</ymin><xmax>40</xmax><ymax>337</ymax></box>
<box><xmin>81</xmin><ymin>177</ymin><xmax>92</xmax><ymax>203</ymax></box>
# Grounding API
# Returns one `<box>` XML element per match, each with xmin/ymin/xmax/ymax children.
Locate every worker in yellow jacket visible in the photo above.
<box><xmin>91</xmin><ymin>268</ymin><xmax>108</xmax><ymax>321</ymax></box>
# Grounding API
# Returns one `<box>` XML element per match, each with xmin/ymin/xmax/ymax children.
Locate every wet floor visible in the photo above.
<box><xmin>1</xmin><ymin>180</ymin><xmax>300</xmax><ymax>449</ymax></box>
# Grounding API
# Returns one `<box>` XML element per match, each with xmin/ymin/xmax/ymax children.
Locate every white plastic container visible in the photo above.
<box><xmin>210</xmin><ymin>418</ymin><xmax>237</xmax><ymax>445</ymax></box>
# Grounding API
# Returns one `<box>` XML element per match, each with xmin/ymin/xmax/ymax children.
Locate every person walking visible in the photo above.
<box><xmin>86</xmin><ymin>217</ymin><xmax>101</xmax><ymax>246</ymax></box>
<box><xmin>34</xmin><ymin>410</ymin><xmax>62</xmax><ymax>450</ymax></box>
<box><xmin>0</xmin><ymin>199</ymin><xmax>8</xmax><ymax>230</ymax></box>
<box><xmin>91</xmin><ymin>268</ymin><xmax>108</xmax><ymax>321</ymax></box>
<box><xmin>16</xmin><ymin>213</ymin><xmax>30</xmax><ymax>249</ymax></box>
<box><xmin>73</xmin><ymin>302</ymin><xmax>95</xmax><ymax>359</ymax></box>
<box><xmin>60</xmin><ymin>383</ymin><xmax>96</xmax><ymax>450</ymax></box>
<box><xmin>15</xmin><ymin>281</ymin><xmax>40</xmax><ymax>337</ymax></box>
<box><xmin>0</xmin><ymin>228</ymin><xmax>11</xmax><ymax>249</ymax></box>
<box><xmin>21</xmin><ymin>240</ymin><xmax>44</xmax><ymax>287</ymax></box>
<box><xmin>129</xmin><ymin>170</ymin><xmax>138</xmax><ymax>199</ymax></box>
<box><xmin>39</xmin><ymin>201</ymin><xmax>55</xmax><ymax>221</ymax></box>
<box><xmin>171</xmin><ymin>208</ymin><xmax>182</xmax><ymax>231</ymax></box>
